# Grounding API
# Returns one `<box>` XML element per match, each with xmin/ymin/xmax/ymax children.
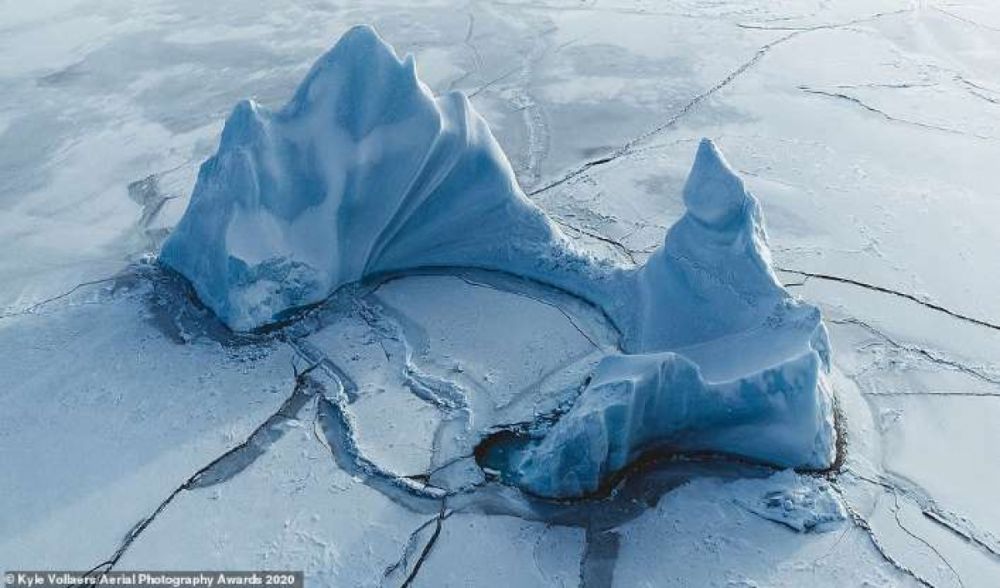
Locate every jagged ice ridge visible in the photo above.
<box><xmin>160</xmin><ymin>25</ymin><xmax>836</xmax><ymax>498</ymax></box>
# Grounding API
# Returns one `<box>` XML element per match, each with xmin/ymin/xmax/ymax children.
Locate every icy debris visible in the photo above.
<box><xmin>733</xmin><ymin>471</ymin><xmax>847</xmax><ymax>533</ymax></box>
<box><xmin>160</xmin><ymin>25</ymin><xmax>835</xmax><ymax>498</ymax></box>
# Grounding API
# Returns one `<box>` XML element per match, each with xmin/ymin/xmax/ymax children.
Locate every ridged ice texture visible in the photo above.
<box><xmin>160</xmin><ymin>25</ymin><xmax>609</xmax><ymax>332</ymax></box>
<box><xmin>160</xmin><ymin>25</ymin><xmax>834</xmax><ymax>498</ymax></box>
<box><xmin>513</xmin><ymin>141</ymin><xmax>835</xmax><ymax>497</ymax></box>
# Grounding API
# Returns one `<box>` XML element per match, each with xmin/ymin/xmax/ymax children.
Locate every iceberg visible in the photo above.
<box><xmin>510</xmin><ymin>141</ymin><xmax>835</xmax><ymax>497</ymax></box>
<box><xmin>733</xmin><ymin>470</ymin><xmax>847</xmax><ymax>533</ymax></box>
<box><xmin>160</xmin><ymin>25</ymin><xmax>835</xmax><ymax>498</ymax></box>
<box><xmin>160</xmin><ymin>25</ymin><xmax>611</xmax><ymax>332</ymax></box>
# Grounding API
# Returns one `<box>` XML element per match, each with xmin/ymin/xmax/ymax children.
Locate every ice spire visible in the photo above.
<box><xmin>682</xmin><ymin>138</ymin><xmax>750</xmax><ymax>227</ymax></box>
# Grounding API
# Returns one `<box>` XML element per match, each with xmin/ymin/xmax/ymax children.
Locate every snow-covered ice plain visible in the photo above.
<box><xmin>2</xmin><ymin>1</ymin><xmax>999</xmax><ymax>586</ymax></box>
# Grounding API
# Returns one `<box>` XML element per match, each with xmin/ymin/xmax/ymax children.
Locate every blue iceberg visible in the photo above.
<box><xmin>160</xmin><ymin>25</ymin><xmax>607</xmax><ymax>332</ymax></box>
<box><xmin>510</xmin><ymin>140</ymin><xmax>834</xmax><ymax>497</ymax></box>
<box><xmin>160</xmin><ymin>26</ymin><xmax>835</xmax><ymax>498</ymax></box>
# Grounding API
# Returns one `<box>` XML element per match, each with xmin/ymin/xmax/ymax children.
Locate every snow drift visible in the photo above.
<box><xmin>160</xmin><ymin>25</ymin><xmax>835</xmax><ymax>498</ymax></box>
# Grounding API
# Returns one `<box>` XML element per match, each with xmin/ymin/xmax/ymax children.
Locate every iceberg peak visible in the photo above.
<box><xmin>683</xmin><ymin>138</ymin><xmax>749</xmax><ymax>228</ymax></box>
<box><xmin>160</xmin><ymin>25</ymin><xmax>591</xmax><ymax>331</ymax></box>
<box><xmin>284</xmin><ymin>25</ymin><xmax>430</xmax><ymax>138</ymax></box>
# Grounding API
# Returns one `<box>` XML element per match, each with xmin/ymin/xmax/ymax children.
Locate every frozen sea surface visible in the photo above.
<box><xmin>2</xmin><ymin>1</ymin><xmax>1000</xmax><ymax>586</ymax></box>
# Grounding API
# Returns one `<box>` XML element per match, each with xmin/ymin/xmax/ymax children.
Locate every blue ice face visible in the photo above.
<box><xmin>160</xmin><ymin>26</ymin><xmax>835</xmax><ymax>498</ymax></box>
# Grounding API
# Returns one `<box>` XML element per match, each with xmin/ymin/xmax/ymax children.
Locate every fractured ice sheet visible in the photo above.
<box><xmin>0</xmin><ymin>277</ymin><xmax>298</xmax><ymax>568</ymax></box>
<box><xmin>614</xmin><ymin>474</ymin><xmax>905</xmax><ymax>588</ymax></box>
<box><xmin>159</xmin><ymin>25</ymin><xmax>834</xmax><ymax>498</ymax></box>
<box><xmin>407</xmin><ymin>514</ymin><xmax>585</xmax><ymax>588</ymax></box>
<box><xmin>117</xmin><ymin>402</ymin><xmax>428</xmax><ymax>586</ymax></box>
<box><xmin>297</xmin><ymin>271</ymin><xmax>611</xmax><ymax>483</ymax></box>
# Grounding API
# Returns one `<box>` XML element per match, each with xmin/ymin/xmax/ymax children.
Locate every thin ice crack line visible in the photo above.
<box><xmin>1</xmin><ymin>276</ymin><xmax>118</xmax><ymax>320</ymax></box>
<box><xmin>776</xmin><ymin>267</ymin><xmax>1000</xmax><ymax>333</ymax></box>
<box><xmin>527</xmin><ymin>30</ymin><xmax>799</xmax><ymax>197</ymax></box>
<box><xmin>525</xmin><ymin>6</ymin><xmax>915</xmax><ymax>198</ymax></box>
<box><xmin>889</xmin><ymin>489</ymin><xmax>965</xmax><ymax>588</ymax></box>
<box><xmin>848</xmin><ymin>470</ymin><xmax>1000</xmax><ymax>561</ymax></box>
<box><xmin>551</xmin><ymin>217</ymin><xmax>637</xmax><ymax>265</ymax></box>
<box><xmin>453</xmin><ymin>274</ymin><xmax>605</xmax><ymax>351</ymax></box>
<box><xmin>295</xmin><ymin>340</ymin><xmax>453</xmax><ymax>502</ymax></box>
<box><xmin>798</xmin><ymin>86</ymin><xmax>993</xmax><ymax>140</ymax></box>
<box><xmin>72</xmin><ymin>365</ymin><xmax>320</xmax><ymax>586</ymax></box>
<box><xmin>736</xmin><ymin>6</ymin><xmax>912</xmax><ymax>31</ymax></box>
<box><xmin>932</xmin><ymin>5</ymin><xmax>1000</xmax><ymax>34</ymax></box>
<box><xmin>467</xmin><ymin>24</ymin><xmax>560</xmax><ymax>100</ymax></box>
<box><xmin>833</xmin><ymin>485</ymin><xmax>936</xmax><ymax>588</ymax></box>
<box><xmin>352</xmin><ymin>293</ymin><xmax>475</xmax><ymax>414</ymax></box>
<box><xmin>383</xmin><ymin>513</ymin><xmax>442</xmax><ymax>581</ymax></box>
<box><xmin>924</xmin><ymin>510</ymin><xmax>1000</xmax><ymax>561</ymax></box>
<box><xmin>463</xmin><ymin>12</ymin><xmax>483</xmax><ymax>74</ymax></box>
<box><xmin>831</xmin><ymin>316</ymin><xmax>1000</xmax><ymax>386</ymax></box>
<box><xmin>400</xmin><ymin>504</ymin><xmax>450</xmax><ymax>588</ymax></box>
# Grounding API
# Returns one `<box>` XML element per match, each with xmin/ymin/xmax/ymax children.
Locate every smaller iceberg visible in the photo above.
<box><xmin>507</xmin><ymin>141</ymin><xmax>834</xmax><ymax>498</ymax></box>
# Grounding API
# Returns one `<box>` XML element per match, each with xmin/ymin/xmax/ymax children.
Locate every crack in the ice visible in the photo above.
<box><xmin>453</xmin><ymin>274</ymin><xmax>606</xmax><ymax>351</ymax></box>
<box><xmin>781</xmin><ymin>277</ymin><xmax>810</xmax><ymax>288</ymax></box>
<box><xmin>797</xmin><ymin>86</ymin><xmax>994</xmax><ymax>140</ymax></box>
<box><xmin>923</xmin><ymin>510</ymin><xmax>1000</xmax><ymax>561</ymax></box>
<box><xmin>405</xmin><ymin>367</ymin><xmax>469</xmax><ymax>411</ymax></box>
<box><xmin>525</xmin><ymin>7</ymin><xmax>921</xmax><ymax>199</ymax></box>
<box><xmin>354</xmin><ymin>293</ymin><xmax>472</xmax><ymax>413</ymax></box>
<box><xmin>462</xmin><ymin>12</ymin><xmax>483</xmax><ymax>76</ymax></box>
<box><xmin>1</xmin><ymin>276</ymin><xmax>118</xmax><ymax>320</ymax></box>
<box><xmin>864</xmin><ymin>390</ymin><xmax>1000</xmax><ymax>398</ymax></box>
<box><xmin>831</xmin><ymin>317</ymin><xmax>1000</xmax><ymax>386</ymax></box>
<box><xmin>834</xmin><ymin>81</ymin><xmax>938</xmax><ymax>91</ymax></box>
<box><xmin>776</xmin><ymin>267</ymin><xmax>1000</xmax><ymax>333</ymax></box>
<box><xmin>551</xmin><ymin>216</ymin><xmax>637</xmax><ymax>265</ymax></box>
<box><xmin>467</xmin><ymin>64</ymin><xmax>521</xmax><ymax>98</ymax></box>
<box><xmin>399</xmin><ymin>503</ymin><xmax>450</xmax><ymax>588</ymax></box>
<box><xmin>736</xmin><ymin>7</ymin><xmax>912</xmax><ymax>31</ymax></box>
<box><xmin>72</xmin><ymin>364</ymin><xmax>321</xmax><ymax>586</ymax></box>
<box><xmin>931</xmin><ymin>5</ymin><xmax>1000</xmax><ymax>34</ymax></box>
<box><xmin>834</xmin><ymin>484</ymin><xmax>936</xmax><ymax>588</ymax></box>
<box><xmin>382</xmin><ymin>502</ymin><xmax>453</xmax><ymax>587</ymax></box>
<box><xmin>888</xmin><ymin>489</ymin><xmax>965</xmax><ymax>588</ymax></box>
<box><xmin>286</xmin><ymin>337</ymin><xmax>360</xmax><ymax>403</ymax></box>
<box><xmin>848</xmin><ymin>470</ymin><xmax>1000</xmax><ymax>562</ymax></box>
<box><xmin>355</xmin><ymin>297</ymin><xmax>399</xmax><ymax>363</ymax></box>
<box><xmin>953</xmin><ymin>75</ymin><xmax>1000</xmax><ymax>106</ymax></box>
<box><xmin>527</xmin><ymin>31</ymin><xmax>799</xmax><ymax>197</ymax></box>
